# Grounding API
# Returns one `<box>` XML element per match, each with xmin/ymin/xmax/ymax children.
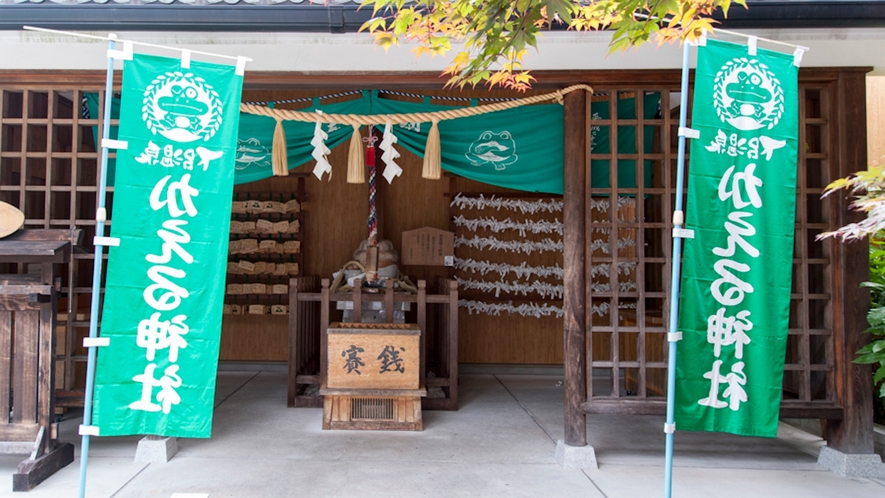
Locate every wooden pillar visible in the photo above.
<box><xmin>562</xmin><ymin>89</ymin><xmax>588</xmax><ymax>447</ymax></box>
<box><xmin>826</xmin><ymin>70</ymin><xmax>874</xmax><ymax>454</ymax></box>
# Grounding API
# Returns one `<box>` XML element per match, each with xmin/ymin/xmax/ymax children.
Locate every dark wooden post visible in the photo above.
<box><xmin>417</xmin><ymin>280</ymin><xmax>427</xmax><ymax>390</ymax></box>
<box><xmin>826</xmin><ymin>70</ymin><xmax>875</xmax><ymax>454</ymax></box>
<box><xmin>288</xmin><ymin>277</ymin><xmax>299</xmax><ymax>407</ymax></box>
<box><xmin>563</xmin><ymin>89</ymin><xmax>588</xmax><ymax>447</ymax></box>
<box><xmin>320</xmin><ymin>278</ymin><xmax>330</xmax><ymax>382</ymax></box>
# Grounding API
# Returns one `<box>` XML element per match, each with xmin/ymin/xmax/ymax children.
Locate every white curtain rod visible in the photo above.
<box><xmin>23</xmin><ymin>25</ymin><xmax>252</xmax><ymax>63</ymax></box>
<box><xmin>710</xmin><ymin>27</ymin><xmax>809</xmax><ymax>52</ymax></box>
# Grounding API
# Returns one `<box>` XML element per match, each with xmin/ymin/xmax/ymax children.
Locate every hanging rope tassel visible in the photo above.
<box><xmin>422</xmin><ymin>118</ymin><xmax>441</xmax><ymax>180</ymax></box>
<box><xmin>272</xmin><ymin>118</ymin><xmax>289</xmax><ymax>177</ymax></box>
<box><xmin>347</xmin><ymin>124</ymin><xmax>365</xmax><ymax>184</ymax></box>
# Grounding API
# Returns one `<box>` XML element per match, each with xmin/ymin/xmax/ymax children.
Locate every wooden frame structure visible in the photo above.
<box><xmin>0</xmin><ymin>67</ymin><xmax>877</xmax><ymax>460</ymax></box>
<box><xmin>560</xmin><ymin>69</ymin><xmax>876</xmax><ymax>456</ymax></box>
<box><xmin>0</xmin><ymin>86</ymin><xmax>108</xmax><ymax>406</ymax></box>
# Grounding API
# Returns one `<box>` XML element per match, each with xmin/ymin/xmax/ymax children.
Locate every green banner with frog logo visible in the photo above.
<box><xmin>93</xmin><ymin>53</ymin><xmax>243</xmax><ymax>438</ymax></box>
<box><xmin>677</xmin><ymin>39</ymin><xmax>798</xmax><ymax>438</ymax></box>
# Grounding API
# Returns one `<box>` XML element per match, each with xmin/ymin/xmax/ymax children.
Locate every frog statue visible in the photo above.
<box><xmin>465</xmin><ymin>131</ymin><xmax>519</xmax><ymax>171</ymax></box>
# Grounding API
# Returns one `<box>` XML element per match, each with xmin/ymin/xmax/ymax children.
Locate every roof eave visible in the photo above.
<box><xmin>2</xmin><ymin>1</ymin><xmax>885</xmax><ymax>32</ymax></box>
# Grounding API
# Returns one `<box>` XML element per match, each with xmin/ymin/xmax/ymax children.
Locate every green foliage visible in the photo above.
<box><xmin>860</xmin><ymin>238</ymin><xmax>885</xmax><ymax>406</ymax></box>
<box><xmin>359</xmin><ymin>0</ymin><xmax>745</xmax><ymax>90</ymax></box>
<box><xmin>820</xmin><ymin>168</ymin><xmax>885</xmax><ymax>407</ymax></box>
<box><xmin>819</xmin><ymin>166</ymin><xmax>885</xmax><ymax>242</ymax></box>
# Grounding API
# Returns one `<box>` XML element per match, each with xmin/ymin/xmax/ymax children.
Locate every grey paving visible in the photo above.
<box><xmin>0</xmin><ymin>371</ymin><xmax>881</xmax><ymax>497</ymax></box>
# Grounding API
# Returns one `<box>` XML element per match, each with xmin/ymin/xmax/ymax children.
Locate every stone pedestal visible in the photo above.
<box><xmin>555</xmin><ymin>440</ymin><xmax>598</xmax><ymax>469</ymax></box>
<box><xmin>134</xmin><ymin>436</ymin><xmax>179</xmax><ymax>463</ymax></box>
<box><xmin>817</xmin><ymin>446</ymin><xmax>885</xmax><ymax>478</ymax></box>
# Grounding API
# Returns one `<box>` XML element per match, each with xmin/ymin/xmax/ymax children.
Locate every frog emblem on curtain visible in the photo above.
<box><xmin>465</xmin><ymin>131</ymin><xmax>518</xmax><ymax>171</ymax></box>
<box><xmin>235</xmin><ymin>138</ymin><xmax>271</xmax><ymax>171</ymax></box>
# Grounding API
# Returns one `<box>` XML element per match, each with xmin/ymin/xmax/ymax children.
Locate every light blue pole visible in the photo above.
<box><xmin>664</xmin><ymin>40</ymin><xmax>693</xmax><ymax>498</ymax></box>
<box><xmin>78</xmin><ymin>33</ymin><xmax>117</xmax><ymax>498</ymax></box>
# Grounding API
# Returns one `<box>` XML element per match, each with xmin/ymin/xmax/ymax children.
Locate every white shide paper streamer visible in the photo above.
<box><xmin>451</xmin><ymin>193</ymin><xmax>636</xmax><ymax>216</ymax></box>
<box><xmin>311</xmin><ymin>119</ymin><xmax>332</xmax><ymax>180</ymax></box>
<box><xmin>452</xmin><ymin>215</ymin><xmax>563</xmax><ymax>237</ymax></box>
<box><xmin>455</xmin><ymin>276</ymin><xmax>564</xmax><ymax>299</ymax></box>
<box><xmin>379</xmin><ymin>122</ymin><xmax>403</xmax><ymax>184</ymax></box>
<box><xmin>450</xmin><ymin>193</ymin><xmax>563</xmax><ymax>215</ymax></box>
<box><xmin>459</xmin><ymin>299</ymin><xmax>564</xmax><ymax>318</ymax></box>
<box><xmin>454</xmin><ymin>235</ymin><xmax>563</xmax><ymax>255</ymax></box>
<box><xmin>458</xmin><ymin>300</ymin><xmax>636</xmax><ymax>318</ymax></box>
<box><xmin>454</xmin><ymin>258</ymin><xmax>564</xmax><ymax>280</ymax></box>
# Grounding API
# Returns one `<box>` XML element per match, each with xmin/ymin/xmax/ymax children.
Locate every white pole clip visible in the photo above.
<box><xmin>235</xmin><ymin>56</ymin><xmax>248</xmax><ymax>76</ymax></box>
<box><xmin>78</xmin><ymin>425</ymin><xmax>100</xmax><ymax>437</ymax></box>
<box><xmin>697</xmin><ymin>34</ymin><xmax>707</xmax><ymax>47</ymax></box>
<box><xmin>672</xmin><ymin>228</ymin><xmax>695</xmax><ymax>239</ymax></box>
<box><xmin>107</xmin><ymin>40</ymin><xmax>133</xmax><ymax>61</ymax></box>
<box><xmin>94</xmin><ymin>236</ymin><xmax>120</xmax><ymax>247</ymax></box>
<box><xmin>101</xmin><ymin>138</ymin><xmax>128</xmax><ymax>150</ymax></box>
<box><xmin>668</xmin><ymin>332</ymin><xmax>683</xmax><ymax>343</ymax></box>
<box><xmin>748</xmin><ymin>36</ymin><xmax>758</xmax><ymax>56</ymax></box>
<box><xmin>181</xmin><ymin>50</ymin><xmax>192</xmax><ymax>69</ymax></box>
<box><xmin>677</xmin><ymin>127</ymin><xmax>699</xmax><ymax>140</ymax></box>
<box><xmin>96</xmin><ymin>207</ymin><xmax>107</xmax><ymax>223</ymax></box>
<box><xmin>83</xmin><ymin>337</ymin><xmax>110</xmax><ymax>348</ymax></box>
<box><xmin>664</xmin><ymin>422</ymin><xmax>676</xmax><ymax>434</ymax></box>
<box><xmin>793</xmin><ymin>47</ymin><xmax>807</xmax><ymax>67</ymax></box>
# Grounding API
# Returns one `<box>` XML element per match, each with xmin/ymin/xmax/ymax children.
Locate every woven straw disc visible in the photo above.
<box><xmin>0</xmin><ymin>202</ymin><xmax>24</xmax><ymax>239</ymax></box>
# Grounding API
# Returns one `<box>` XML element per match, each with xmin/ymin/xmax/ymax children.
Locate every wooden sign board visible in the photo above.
<box><xmin>401</xmin><ymin>227</ymin><xmax>454</xmax><ymax>266</ymax></box>
<box><xmin>327</xmin><ymin>323</ymin><xmax>420</xmax><ymax>390</ymax></box>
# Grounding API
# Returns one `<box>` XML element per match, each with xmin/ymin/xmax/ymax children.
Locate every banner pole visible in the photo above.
<box><xmin>78</xmin><ymin>33</ymin><xmax>117</xmax><ymax>498</ymax></box>
<box><xmin>664</xmin><ymin>40</ymin><xmax>692</xmax><ymax>498</ymax></box>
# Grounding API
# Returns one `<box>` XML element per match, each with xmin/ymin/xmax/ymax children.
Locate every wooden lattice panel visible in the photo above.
<box><xmin>583</xmin><ymin>85</ymin><xmax>837</xmax><ymax>415</ymax></box>
<box><xmin>0</xmin><ymin>87</ymin><xmax>109</xmax><ymax>401</ymax></box>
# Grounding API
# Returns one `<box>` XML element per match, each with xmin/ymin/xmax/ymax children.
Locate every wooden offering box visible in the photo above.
<box><xmin>327</xmin><ymin>322</ymin><xmax>420</xmax><ymax>390</ymax></box>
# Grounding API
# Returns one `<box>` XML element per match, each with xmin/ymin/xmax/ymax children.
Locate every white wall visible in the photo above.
<box><xmin>1</xmin><ymin>28</ymin><xmax>884</xmax><ymax>74</ymax></box>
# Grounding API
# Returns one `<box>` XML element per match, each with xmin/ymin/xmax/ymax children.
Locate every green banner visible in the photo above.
<box><xmin>93</xmin><ymin>54</ymin><xmax>243</xmax><ymax>438</ymax></box>
<box><xmin>676</xmin><ymin>39</ymin><xmax>798</xmax><ymax>438</ymax></box>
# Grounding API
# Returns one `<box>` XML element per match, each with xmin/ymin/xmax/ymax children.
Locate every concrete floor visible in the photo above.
<box><xmin>1</xmin><ymin>371</ymin><xmax>883</xmax><ymax>497</ymax></box>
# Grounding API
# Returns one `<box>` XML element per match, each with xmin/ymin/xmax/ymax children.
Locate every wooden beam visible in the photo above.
<box><xmin>447</xmin><ymin>279</ymin><xmax>459</xmax><ymax>411</ymax></box>
<box><xmin>0</xmin><ymin>311</ymin><xmax>11</xmax><ymax>425</ymax></box>
<box><xmin>288</xmin><ymin>277</ymin><xmax>299</xmax><ymax>407</ymax></box>
<box><xmin>12</xmin><ymin>442</ymin><xmax>74</xmax><ymax>492</ymax></box>
<box><xmin>0</xmin><ymin>423</ymin><xmax>42</xmax><ymax>442</ymax></box>
<box><xmin>582</xmin><ymin>400</ymin><xmax>844</xmax><ymax>419</ymax></box>
<box><xmin>13</xmin><ymin>310</ymin><xmax>38</xmax><ymax>425</ymax></box>
<box><xmin>0</xmin><ymin>68</ymin><xmax>872</xmax><ymax>91</ymax></box>
<box><xmin>562</xmin><ymin>88</ymin><xmax>588</xmax><ymax>447</ymax></box>
<box><xmin>826</xmin><ymin>70</ymin><xmax>875</xmax><ymax>454</ymax></box>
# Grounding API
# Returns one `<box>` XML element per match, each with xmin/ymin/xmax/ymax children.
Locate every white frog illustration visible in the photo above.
<box><xmin>465</xmin><ymin>131</ymin><xmax>518</xmax><ymax>171</ymax></box>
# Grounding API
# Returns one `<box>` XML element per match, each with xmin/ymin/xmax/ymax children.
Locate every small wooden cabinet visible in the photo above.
<box><xmin>0</xmin><ymin>230</ymin><xmax>77</xmax><ymax>490</ymax></box>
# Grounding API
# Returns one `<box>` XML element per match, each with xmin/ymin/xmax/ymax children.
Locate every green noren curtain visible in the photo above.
<box><xmin>87</xmin><ymin>91</ymin><xmax>660</xmax><ymax>194</ymax></box>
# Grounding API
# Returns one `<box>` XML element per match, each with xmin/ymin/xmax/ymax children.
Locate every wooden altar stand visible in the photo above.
<box><xmin>0</xmin><ymin>230</ymin><xmax>78</xmax><ymax>491</ymax></box>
